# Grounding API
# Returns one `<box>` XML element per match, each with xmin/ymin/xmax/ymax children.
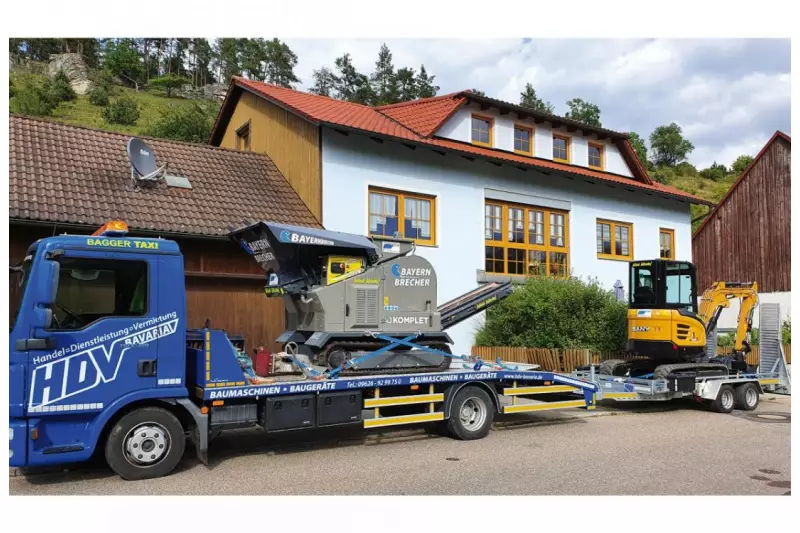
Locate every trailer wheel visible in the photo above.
<box><xmin>710</xmin><ymin>384</ymin><xmax>736</xmax><ymax>414</ymax></box>
<box><xmin>734</xmin><ymin>383</ymin><xmax>759</xmax><ymax>411</ymax></box>
<box><xmin>105</xmin><ymin>407</ymin><xmax>186</xmax><ymax>480</ymax></box>
<box><xmin>446</xmin><ymin>386</ymin><xmax>494</xmax><ymax>440</ymax></box>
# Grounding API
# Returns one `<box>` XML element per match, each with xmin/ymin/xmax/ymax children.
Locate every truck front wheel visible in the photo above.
<box><xmin>105</xmin><ymin>407</ymin><xmax>186</xmax><ymax>480</ymax></box>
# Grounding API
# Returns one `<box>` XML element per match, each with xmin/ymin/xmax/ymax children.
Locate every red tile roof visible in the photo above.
<box><xmin>10</xmin><ymin>114</ymin><xmax>320</xmax><ymax>237</ymax></box>
<box><xmin>693</xmin><ymin>130</ymin><xmax>791</xmax><ymax>237</ymax></box>
<box><xmin>209</xmin><ymin>78</ymin><xmax>710</xmax><ymax>205</ymax></box>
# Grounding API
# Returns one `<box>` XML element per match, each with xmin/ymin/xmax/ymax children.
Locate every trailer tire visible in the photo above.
<box><xmin>710</xmin><ymin>384</ymin><xmax>736</xmax><ymax>414</ymax></box>
<box><xmin>734</xmin><ymin>383</ymin><xmax>759</xmax><ymax>411</ymax></box>
<box><xmin>445</xmin><ymin>386</ymin><xmax>494</xmax><ymax>440</ymax></box>
<box><xmin>105</xmin><ymin>407</ymin><xmax>186</xmax><ymax>480</ymax></box>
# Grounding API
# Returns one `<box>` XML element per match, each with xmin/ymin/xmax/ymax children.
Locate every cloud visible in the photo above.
<box><xmin>284</xmin><ymin>38</ymin><xmax>790</xmax><ymax>168</ymax></box>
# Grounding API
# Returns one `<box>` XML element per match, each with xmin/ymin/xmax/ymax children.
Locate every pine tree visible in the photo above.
<box><xmin>237</xmin><ymin>38</ymin><xmax>267</xmax><ymax>81</ymax></box>
<box><xmin>415</xmin><ymin>65</ymin><xmax>438</xmax><ymax>98</ymax></box>
<box><xmin>395</xmin><ymin>67</ymin><xmax>417</xmax><ymax>102</ymax></box>
<box><xmin>214</xmin><ymin>38</ymin><xmax>241</xmax><ymax>83</ymax></box>
<box><xmin>565</xmin><ymin>98</ymin><xmax>602</xmax><ymax>127</ymax></box>
<box><xmin>310</xmin><ymin>67</ymin><xmax>338</xmax><ymax>97</ymax></box>
<box><xmin>519</xmin><ymin>83</ymin><xmax>554</xmax><ymax>113</ymax></box>
<box><xmin>263</xmin><ymin>39</ymin><xmax>301</xmax><ymax>88</ymax></box>
<box><xmin>333</xmin><ymin>53</ymin><xmax>374</xmax><ymax>105</ymax></box>
<box><xmin>370</xmin><ymin>43</ymin><xmax>399</xmax><ymax>105</ymax></box>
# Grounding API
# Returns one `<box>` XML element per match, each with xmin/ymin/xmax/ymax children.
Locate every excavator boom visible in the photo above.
<box><xmin>698</xmin><ymin>281</ymin><xmax>759</xmax><ymax>352</ymax></box>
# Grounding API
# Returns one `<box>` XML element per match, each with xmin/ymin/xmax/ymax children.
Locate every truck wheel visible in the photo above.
<box><xmin>710</xmin><ymin>384</ymin><xmax>735</xmax><ymax>414</ymax></box>
<box><xmin>105</xmin><ymin>407</ymin><xmax>186</xmax><ymax>480</ymax></box>
<box><xmin>446</xmin><ymin>386</ymin><xmax>494</xmax><ymax>440</ymax></box>
<box><xmin>734</xmin><ymin>383</ymin><xmax>759</xmax><ymax>411</ymax></box>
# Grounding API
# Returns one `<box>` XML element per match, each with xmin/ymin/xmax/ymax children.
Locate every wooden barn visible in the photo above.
<box><xmin>692</xmin><ymin>130</ymin><xmax>791</xmax><ymax>328</ymax></box>
<box><xmin>8</xmin><ymin>114</ymin><xmax>321</xmax><ymax>351</ymax></box>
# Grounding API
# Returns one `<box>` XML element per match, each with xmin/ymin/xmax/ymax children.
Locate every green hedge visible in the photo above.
<box><xmin>474</xmin><ymin>276</ymin><xmax>628</xmax><ymax>352</ymax></box>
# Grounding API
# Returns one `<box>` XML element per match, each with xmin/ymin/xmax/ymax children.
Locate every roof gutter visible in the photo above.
<box><xmin>10</xmin><ymin>219</ymin><xmax>235</xmax><ymax>241</ymax></box>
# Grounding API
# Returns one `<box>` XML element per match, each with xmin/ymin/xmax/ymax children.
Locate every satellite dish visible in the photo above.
<box><xmin>127</xmin><ymin>138</ymin><xmax>167</xmax><ymax>182</ymax></box>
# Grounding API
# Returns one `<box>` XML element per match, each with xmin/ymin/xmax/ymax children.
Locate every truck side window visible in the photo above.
<box><xmin>50</xmin><ymin>257</ymin><xmax>148</xmax><ymax>330</ymax></box>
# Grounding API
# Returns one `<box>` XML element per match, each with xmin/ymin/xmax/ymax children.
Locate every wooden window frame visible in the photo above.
<box><xmin>368</xmin><ymin>186</ymin><xmax>436</xmax><ymax>246</ymax></box>
<box><xmin>513</xmin><ymin>124</ymin><xmax>534</xmax><ymax>156</ymax></box>
<box><xmin>235</xmin><ymin>120</ymin><xmax>251</xmax><ymax>151</ymax></box>
<box><xmin>596</xmin><ymin>219</ymin><xmax>634</xmax><ymax>261</ymax></box>
<box><xmin>471</xmin><ymin>114</ymin><xmax>494</xmax><ymax>148</ymax></box>
<box><xmin>588</xmin><ymin>142</ymin><xmax>604</xmax><ymax>170</ymax></box>
<box><xmin>484</xmin><ymin>200</ymin><xmax>570</xmax><ymax>278</ymax></box>
<box><xmin>659</xmin><ymin>228</ymin><xmax>675</xmax><ymax>260</ymax></box>
<box><xmin>552</xmin><ymin>134</ymin><xmax>571</xmax><ymax>163</ymax></box>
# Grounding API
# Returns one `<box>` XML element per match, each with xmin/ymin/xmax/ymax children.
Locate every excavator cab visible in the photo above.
<box><xmin>627</xmin><ymin>259</ymin><xmax>707</xmax><ymax>363</ymax></box>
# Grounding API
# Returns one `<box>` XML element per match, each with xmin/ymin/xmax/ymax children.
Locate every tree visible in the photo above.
<box><xmin>9</xmin><ymin>74</ymin><xmax>58</xmax><ymax>117</ymax></box>
<box><xmin>102</xmin><ymin>39</ymin><xmax>143</xmax><ymax>87</ymax></box>
<box><xmin>148</xmin><ymin>73</ymin><xmax>189</xmax><ymax>97</ymax></box>
<box><xmin>51</xmin><ymin>69</ymin><xmax>76</xmax><ymax>102</ymax></box>
<box><xmin>565</xmin><ymin>98</ymin><xmax>601</xmax><ymax>127</ymax></box>
<box><xmin>213</xmin><ymin>38</ymin><xmax>241</xmax><ymax>83</ymax></box>
<box><xmin>649</xmin><ymin>122</ymin><xmax>695</xmax><ymax>167</ymax></box>
<box><xmin>470</xmin><ymin>88</ymin><xmax>486</xmax><ymax>97</ymax></box>
<box><xmin>370</xmin><ymin>43</ymin><xmax>399</xmax><ymax>105</ymax></box>
<box><xmin>519</xmin><ymin>83</ymin><xmax>554</xmax><ymax>113</ymax></box>
<box><xmin>310</xmin><ymin>67</ymin><xmax>338</xmax><ymax>97</ymax></box>
<box><xmin>147</xmin><ymin>102</ymin><xmax>220</xmax><ymax>143</ymax></box>
<box><xmin>333</xmin><ymin>53</ymin><xmax>374</xmax><ymax>105</ymax></box>
<box><xmin>699</xmin><ymin>161</ymin><xmax>728</xmax><ymax>182</ymax></box>
<box><xmin>414</xmin><ymin>65</ymin><xmax>438</xmax><ymax>98</ymax></box>
<box><xmin>627</xmin><ymin>132</ymin><xmax>648</xmax><ymax>166</ymax></box>
<box><xmin>731</xmin><ymin>154</ymin><xmax>754</xmax><ymax>175</ymax></box>
<box><xmin>263</xmin><ymin>39</ymin><xmax>300</xmax><ymax>88</ymax></box>
<box><xmin>395</xmin><ymin>67</ymin><xmax>417</xmax><ymax>102</ymax></box>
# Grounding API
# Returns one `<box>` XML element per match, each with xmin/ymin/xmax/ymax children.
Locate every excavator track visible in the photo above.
<box><xmin>319</xmin><ymin>340</ymin><xmax>453</xmax><ymax>375</ymax></box>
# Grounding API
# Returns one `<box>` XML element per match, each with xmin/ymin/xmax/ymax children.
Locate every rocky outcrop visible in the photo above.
<box><xmin>178</xmin><ymin>83</ymin><xmax>228</xmax><ymax>101</ymax></box>
<box><xmin>48</xmin><ymin>53</ymin><xmax>92</xmax><ymax>95</ymax></box>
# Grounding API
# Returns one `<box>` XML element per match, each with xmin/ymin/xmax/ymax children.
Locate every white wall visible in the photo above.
<box><xmin>321</xmin><ymin>130</ymin><xmax>692</xmax><ymax>355</ymax></box>
<box><xmin>435</xmin><ymin>103</ymin><xmax>633</xmax><ymax>177</ymax></box>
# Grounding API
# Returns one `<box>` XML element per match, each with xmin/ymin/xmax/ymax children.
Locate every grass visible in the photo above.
<box><xmin>49</xmin><ymin>86</ymin><xmax>200</xmax><ymax>136</ymax></box>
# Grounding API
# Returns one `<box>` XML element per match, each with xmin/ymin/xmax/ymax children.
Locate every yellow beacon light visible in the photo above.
<box><xmin>94</xmin><ymin>220</ymin><xmax>129</xmax><ymax>237</ymax></box>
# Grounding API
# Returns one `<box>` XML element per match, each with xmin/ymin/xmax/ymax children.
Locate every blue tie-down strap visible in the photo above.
<box><xmin>327</xmin><ymin>334</ymin><xmax>420</xmax><ymax>379</ymax></box>
<box><xmin>237</xmin><ymin>353</ymin><xmax>257</xmax><ymax>379</ymax></box>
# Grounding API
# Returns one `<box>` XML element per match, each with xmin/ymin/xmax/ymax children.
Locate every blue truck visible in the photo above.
<box><xmin>10</xmin><ymin>220</ymin><xmax>602</xmax><ymax>480</ymax></box>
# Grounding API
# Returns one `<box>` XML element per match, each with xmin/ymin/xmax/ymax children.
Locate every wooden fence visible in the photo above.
<box><xmin>472</xmin><ymin>344</ymin><xmax>791</xmax><ymax>373</ymax></box>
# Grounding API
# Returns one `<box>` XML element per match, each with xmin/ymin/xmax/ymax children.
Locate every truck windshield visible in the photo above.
<box><xmin>10</xmin><ymin>253</ymin><xmax>33</xmax><ymax>330</ymax></box>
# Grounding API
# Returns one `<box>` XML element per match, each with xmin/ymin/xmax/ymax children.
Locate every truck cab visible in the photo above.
<box><xmin>9</xmin><ymin>221</ymin><xmax>194</xmax><ymax>477</ymax></box>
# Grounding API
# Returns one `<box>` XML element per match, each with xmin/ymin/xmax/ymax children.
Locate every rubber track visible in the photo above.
<box><xmin>321</xmin><ymin>340</ymin><xmax>453</xmax><ymax>375</ymax></box>
<box><xmin>652</xmin><ymin>362</ymin><xmax>730</xmax><ymax>380</ymax></box>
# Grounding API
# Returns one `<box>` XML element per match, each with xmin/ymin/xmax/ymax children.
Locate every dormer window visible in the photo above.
<box><xmin>553</xmin><ymin>134</ymin><xmax>570</xmax><ymax>163</ymax></box>
<box><xmin>588</xmin><ymin>142</ymin><xmax>604</xmax><ymax>170</ymax></box>
<box><xmin>514</xmin><ymin>125</ymin><xmax>533</xmax><ymax>155</ymax></box>
<box><xmin>471</xmin><ymin>115</ymin><xmax>493</xmax><ymax>147</ymax></box>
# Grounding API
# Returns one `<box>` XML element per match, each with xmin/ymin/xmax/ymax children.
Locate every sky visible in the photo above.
<box><xmin>284</xmin><ymin>38</ymin><xmax>791</xmax><ymax>170</ymax></box>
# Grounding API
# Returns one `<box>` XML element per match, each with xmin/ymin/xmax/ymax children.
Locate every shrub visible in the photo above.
<box><xmin>88</xmin><ymin>86</ymin><xmax>110</xmax><ymax>106</ymax></box>
<box><xmin>146</xmin><ymin>102</ymin><xmax>218</xmax><ymax>143</ymax></box>
<box><xmin>9</xmin><ymin>78</ymin><xmax>15</xmax><ymax>98</ymax></box>
<box><xmin>148</xmin><ymin>73</ymin><xmax>189</xmax><ymax>97</ymax></box>
<box><xmin>749</xmin><ymin>327</ymin><xmax>759</xmax><ymax>346</ymax></box>
<box><xmin>102</xmin><ymin>96</ymin><xmax>140</xmax><ymax>125</ymax></box>
<box><xmin>10</xmin><ymin>74</ymin><xmax>58</xmax><ymax>116</ymax></box>
<box><xmin>474</xmin><ymin>276</ymin><xmax>628</xmax><ymax>352</ymax></box>
<box><xmin>92</xmin><ymin>69</ymin><xmax>117</xmax><ymax>94</ymax></box>
<box><xmin>782</xmin><ymin>319</ymin><xmax>790</xmax><ymax>345</ymax></box>
<box><xmin>717</xmin><ymin>333</ymin><xmax>733</xmax><ymax>347</ymax></box>
<box><xmin>51</xmin><ymin>69</ymin><xmax>76</xmax><ymax>102</ymax></box>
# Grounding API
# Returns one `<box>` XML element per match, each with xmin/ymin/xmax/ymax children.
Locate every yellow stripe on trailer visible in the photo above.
<box><xmin>503</xmin><ymin>399</ymin><xmax>586</xmax><ymax>414</ymax></box>
<box><xmin>364</xmin><ymin>393</ymin><xmax>444</xmax><ymax>408</ymax></box>
<box><xmin>602</xmin><ymin>392</ymin><xmax>638</xmax><ymax>400</ymax></box>
<box><xmin>758</xmin><ymin>378</ymin><xmax>779</xmax><ymax>385</ymax></box>
<box><xmin>503</xmin><ymin>385</ymin><xmax>576</xmax><ymax>396</ymax></box>
<box><xmin>363</xmin><ymin>412</ymin><xmax>444</xmax><ymax>429</ymax></box>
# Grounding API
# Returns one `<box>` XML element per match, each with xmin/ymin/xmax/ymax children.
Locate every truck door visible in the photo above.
<box><xmin>25</xmin><ymin>250</ymin><xmax>172</xmax><ymax>415</ymax></box>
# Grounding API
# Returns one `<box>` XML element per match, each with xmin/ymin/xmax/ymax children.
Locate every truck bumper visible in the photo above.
<box><xmin>9</xmin><ymin>419</ymin><xmax>27</xmax><ymax>468</ymax></box>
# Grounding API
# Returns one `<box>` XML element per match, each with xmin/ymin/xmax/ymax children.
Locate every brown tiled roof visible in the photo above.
<box><xmin>9</xmin><ymin>114</ymin><xmax>320</xmax><ymax>237</ymax></box>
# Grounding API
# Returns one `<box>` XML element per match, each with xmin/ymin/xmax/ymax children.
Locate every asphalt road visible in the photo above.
<box><xmin>9</xmin><ymin>395</ymin><xmax>791</xmax><ymax>496</ymax></box>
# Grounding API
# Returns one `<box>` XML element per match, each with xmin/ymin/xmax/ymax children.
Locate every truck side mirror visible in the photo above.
<box><xmin>31</xmin><ymin>259</ymin><xmax>60</xmax><ymax>330</ymax></box>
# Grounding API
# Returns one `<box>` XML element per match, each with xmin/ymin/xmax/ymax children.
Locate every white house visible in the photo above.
<box><xmin>210</xmin><ymin>79</ymin><xmax>712</xmax><ymax>354</ymax></box>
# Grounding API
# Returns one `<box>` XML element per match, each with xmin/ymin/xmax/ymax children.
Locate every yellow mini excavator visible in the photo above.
<box><xmin>599</xmin><ymin>259</ymin><xmax>759</xmax><ymax>380</ymax></box>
